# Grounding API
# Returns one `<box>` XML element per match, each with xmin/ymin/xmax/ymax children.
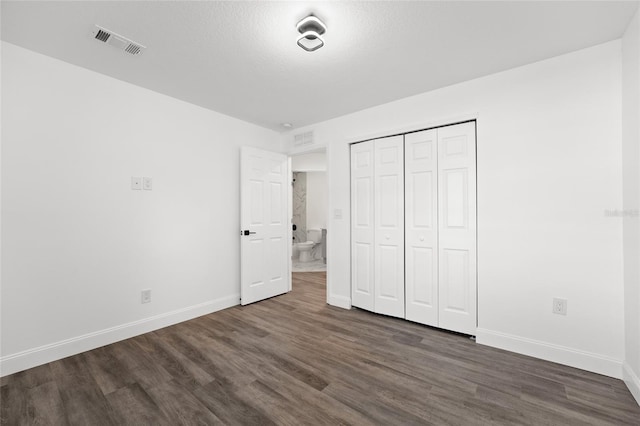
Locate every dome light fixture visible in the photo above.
<box><xmin>296</xmin><ymin>15</ymin><xmax>326</xmax><ymax>52</ymax></box>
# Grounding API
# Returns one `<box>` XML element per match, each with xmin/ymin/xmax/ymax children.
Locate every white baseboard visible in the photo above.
<box><xmin>623</xmin><ymin>362</ymin><xmax>640</xmax><ymax>406</ymax></box>
<box><xmin>476</xmin><ymin>328</ymin><xmax>623</xmax><ymax>379</ymax></box>
<box><xmin>0</xmin><ymin>294</ymin><xmax>240</xmax><ymax>377</ymax></box>
<box><xmin>328</xmin><ymin>294</ymin><xmax>351</xmax><ymax>309</ymax></box>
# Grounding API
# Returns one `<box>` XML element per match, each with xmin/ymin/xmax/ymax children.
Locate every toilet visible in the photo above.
<box><xmin>297</xmin><ymin>229</ymin><xmax>322</xmax><ymax>262</ymax></box>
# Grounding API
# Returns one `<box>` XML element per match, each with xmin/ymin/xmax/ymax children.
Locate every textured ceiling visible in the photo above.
<box><xmin>2</xmin><ymin>1</ymin><xmax>638</xmax><ymax>131</ymax></box>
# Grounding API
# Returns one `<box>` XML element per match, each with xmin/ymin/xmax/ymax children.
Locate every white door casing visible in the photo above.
<box><xmin>350</xmin><ymin>141</ymin><xmax>375</xmax><ymax>311</ymax></box>
<box><xmin>437</xmin><ymin>122</ymin><xmax>477</xmax><ymax>335</ymax></box>
<box><xmin>374</xmin><ymin>135</ymin><xmax>405</xmax><ymax>318</ymax></box>
<box><xmin>405</xmin><ymin>129</ymin><xmax>439</xmax><ymax>326</ymax></box>
<box><xmin>240</xmin><ymin>146</ymin><xmax>290</xmax><ymax>305</ymax></box>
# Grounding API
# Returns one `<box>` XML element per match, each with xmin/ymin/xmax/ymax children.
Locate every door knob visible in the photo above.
<box><xmin>241</xmin><ymin>230</ymin><xmax>256</xmax><ymax>236</ymax></box>
<box><xmin>419</xmin><ymin>236</ymin><xmax>425</xmax><ymax>241</ymax></box>
<box><xmin>385</xmin><ymin>234</ymin><xmax>390</xmax><ymax>240</ymax></box>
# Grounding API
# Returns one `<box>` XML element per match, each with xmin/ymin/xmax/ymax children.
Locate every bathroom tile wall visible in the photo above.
<box><xmin>292</xmin><ymin>172</ymin><xmax>306</xmax><ymax>243</ymax></box>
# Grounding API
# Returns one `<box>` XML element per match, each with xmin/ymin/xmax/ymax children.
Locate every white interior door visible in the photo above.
<box><xmin>240</xmin><ymin>146</ymin><xmax>290</xmax><ymax>305</ymax></box>
<box><xmin>374</xmin><ymin>136</ymin><xmax>405</xmax><ymax>318</ymax></box>
<box><xmin>437</xmin><ymin>122</ymin><xmax>477</xmax><ymax>335</ymax></box>
<box><xmin>350</xmin><ymin>141</ymin><xmax>375</xmax><ymax>311</ymax></box>
<box><xmin>405</xmin><ymin>129</ymin><xmax>439</xmax><ymax>326</ymax></box>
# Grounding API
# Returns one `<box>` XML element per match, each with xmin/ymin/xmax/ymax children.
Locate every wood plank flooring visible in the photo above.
<box><xmin>2</xmin><ymin>272</ymin><xmax>639</xmax><ymax>425</ymax></box>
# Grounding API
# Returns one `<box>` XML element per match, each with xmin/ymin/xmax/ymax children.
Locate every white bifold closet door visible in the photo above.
<box><xmin>437</xmin><ymin>122</ymin><xmax>476</xmax><ymax>335</ymax></box>
<box><xmin>405</xmin><ymin>121</ymin><xmax>477</xmax><ymax>335</ymax></box>
<box><xmin>351</xmin><ymin>141</ymin><xmax>375</xmax><ymax>312</ymax></box>
<box><xmin>374</xmin><ymin>136</ymin><xmax>405</xmax><ymax>318</ymax></box>
<box><xmin>351</xmin><ymin>135</ymin><xmax>404</xmax><ymax>318</ymax></box>
<box><xmin>405</xmin><ymin>129</ymin><xmax>439</xmax><ymax>326</ymax></box>
<box><xmin>352</xmin><ymin>121</ymin><xmax>476</xmax><ymax>335</ymax></box>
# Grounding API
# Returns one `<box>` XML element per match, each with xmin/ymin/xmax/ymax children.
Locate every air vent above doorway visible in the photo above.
<box><xmin>90</xmin><ymin>25</ymin><xmax>146</xmax><ymax>56</ymax></box>
<box><xmin>293</xmin><ymin>131</ymin><xmax>315</xmax><ymax>147</ymax></box>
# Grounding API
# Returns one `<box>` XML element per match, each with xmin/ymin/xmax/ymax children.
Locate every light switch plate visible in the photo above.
<box><xmin>131</xmin><ymin>177</ymin><xmax>142</xmax><ymax>190</ymax></box>
<box><xmin>143</xmin><ymin>177</ymin><xmax>152</xmax><ymax>190</ymax></box>
<box><xmin>552</xmin><ymin>298</ymin><xmax>568</xmax><ymax>315</ymax></box>
<box><xmin>334</xmin><ymin>209</ymin><xmax>343</xmax><ymax>219</ymax></box>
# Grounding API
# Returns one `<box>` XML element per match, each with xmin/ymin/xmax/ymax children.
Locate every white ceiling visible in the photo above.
<box><xmin>2</xmin><ymin>1</ymin><xmax>638</xmax><ymax>131</ymax></box>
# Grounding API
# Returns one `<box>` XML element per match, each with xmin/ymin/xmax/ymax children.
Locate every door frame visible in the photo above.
<box><xmin>288</xmin><ymin>148</ymin><xmax>329</xmax><ymax>292</ymax></box>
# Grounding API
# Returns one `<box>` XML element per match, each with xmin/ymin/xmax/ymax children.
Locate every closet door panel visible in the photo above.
<box><xmin>374</xmin><ymin>135</ymin><xmax>404</xmax><ymax>318</ymax></box>
<box><xmin>379</xmin><ymin>245</ymin><xmax>400</xmax><ymax>299</ymax></box>
<box><xmin>405</xmin><ymin>130</ymin><xmax>438</xmax><ymax>326</ymax></box>
<box><xmin>438</xmin><ymin>122</ymin><xmax>477</xmax><ymax>335</ymax></box>
<box><xmin>441</xmin><ymin>248</ymin><xmax>470</xmax><ymax>312</ymax></box>
<box><xmin>351</xmin><ymin>141</ymin><xmax>375</xmax><ymax>311</ymax></box>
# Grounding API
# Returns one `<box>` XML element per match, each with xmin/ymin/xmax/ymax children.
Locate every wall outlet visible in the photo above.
<box><xmin>141</xmin><ymin>289</ymin><xmax>151</xmax><ymax>304</ymax></box>
<box><xmin>552</xmin><ymin>298</ymin><xmax>567</xmax><ymax>315</ymax></box>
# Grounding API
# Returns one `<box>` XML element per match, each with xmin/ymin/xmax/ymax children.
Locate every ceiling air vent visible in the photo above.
<box><xmin>90</xmin><ymin>25</ymin><xmax>146</xmax><ymax>56</ymax></box>
<box><xmin>95</xmin><ymin>29</ymin><xmax>110</xmax><ymax>42</ymax></box>
<box><xmin>293</xmin><ymin>131</ymin><xmax>314</xmax><ymax>147</ymax></box>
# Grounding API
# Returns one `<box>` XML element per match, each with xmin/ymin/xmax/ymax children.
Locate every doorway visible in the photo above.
<box><xmin>289</xmin><ymin>150</ymin><xmax>327</xmax><ymax>277</ymax></box>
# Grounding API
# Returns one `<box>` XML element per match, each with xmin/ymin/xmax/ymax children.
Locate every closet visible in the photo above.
<box><xmin>350</xmin><ymin>121</ymin><xmax>477</xmax><ymax>335</ymax></box>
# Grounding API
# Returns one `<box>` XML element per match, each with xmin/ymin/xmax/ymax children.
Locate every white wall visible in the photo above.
<box><xmin>291</xmin><ymin>152</ymin><xmax>326</xmax><ymax>172</ymax></box>
<box><xmin>0</xmin><ymin>42</ymin><xmax>281</xmax><ymax>375</ymax></box>
<box><xmin>622</xmin><ymin>8</ymin><xmax>640</xmax><ymax>404</ymax></box>
<box><xmin>287</xmin><ymin>41</ymin><xmax>625</xmax><ymax>378</ymax></box>
<box><xmin>306</xmin><ymin>172</ymin><xmax>327</xmax><ymax>230</ymax></box>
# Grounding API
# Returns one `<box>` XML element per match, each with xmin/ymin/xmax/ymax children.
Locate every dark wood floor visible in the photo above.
<box><xmin>2</xmin><ymin>272</ymin><xmax>639</xmax><ymax>425</ymax></box>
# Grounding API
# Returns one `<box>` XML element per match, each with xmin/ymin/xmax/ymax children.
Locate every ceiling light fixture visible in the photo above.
<box><xmin>296</xmin><ymin>15</ymin><xmax>326</xmax><ymax>52</ymax></box>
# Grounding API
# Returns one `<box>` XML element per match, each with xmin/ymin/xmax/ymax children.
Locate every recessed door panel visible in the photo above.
<box><xmin>442</xmin><ymin>135</ymin><xmax>468</xmax><ymax>159</ymax></box>
<box><xmin>409</xmin><ymin>246</ymin><xmax>434</xmax><ymax>305</ymax></box>
<box><xmin>442</xmin><ymin>169</ymin><xmax>468</xmax><ymax>229</ymax></box>
<box><xmin>250</xmin><ymin>180</ymin><xmax>264</xmax><ymax>226</ymax></box>
<box><xmin>379</xmin><ymin>175</ymin><xmax>399</xmax><ymax>227</ymax></box>
<box><xmin>354</xmin><ymin>242</ymin><xmax>372</xmax><ymax>294</ymax></box>
<box><xmin>356</xmin><ymin>150</ymin><xmax>371</xmax><ymax>168</ymax></box>
<box><xmin>441</xmin><ymin>248</ymin><xmax>469</xmax><ymax>312</ymax></box>
<box><xmin>380</xmin><ymin>146</ymin><xmax>398</xmax><ymax>164</ymax></box>
<box><xmin>270</xmin><ymin>182</ymin><xmax>282</xmax><ymax>224</ymax></box>
<box><xmin>355</xmin><ymin>177</ymin><xmax>372</xmax><ymax>227</ymax></box>
<box><xmin>248</xmin><ymin>239</ymin><xmax>265</xmax><ymax>287</ymax></box>
<box><xmin>269</xmin><ymin>160</ymin><xmax>282</xmax><ymax>175</ymax></box>
<box><xmin>378</xmin><ymin>245</ymin><xmax>399</xmax><ymax>299</ymax></box>
<box><xmin>412</xmin><ymin>140</ymin><xmax>433</xmax><ymax>160</ymax></box>
<box><xmin>268</xmin><ymin>237</ymin><xmax>285</xmax><ymax>282</ymax></box>
<box><xmin>412</xmin><ymin>171</ymin><xmax>433</xmax><ymax>228</ymax></box>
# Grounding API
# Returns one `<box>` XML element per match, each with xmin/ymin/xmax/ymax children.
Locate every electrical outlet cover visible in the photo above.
<box><xmin>131</xmin><ymin>177</ymin><xmax>142</xmax><ymax>190</ymax></box>
<box><xmin>552</xmin><ymin>298</ymin><xmax>567</xmax><ymax>315</ymax></box>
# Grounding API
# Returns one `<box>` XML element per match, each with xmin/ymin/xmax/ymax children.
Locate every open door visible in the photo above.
<box><xmin>240</xmin><ymin>146</ymin><xmax>290</xmax><ymax>305</ymax></box>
